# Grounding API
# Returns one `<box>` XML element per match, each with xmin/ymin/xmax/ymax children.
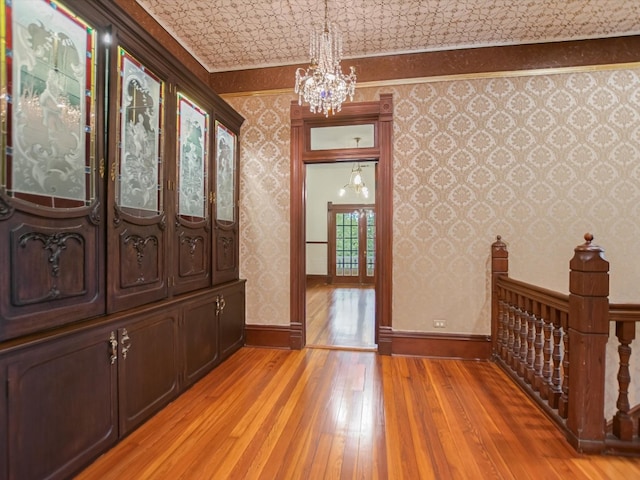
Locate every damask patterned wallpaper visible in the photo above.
<box><xmin>227</xmin><ymin>65</ymin><xmax>640</xmax><ymax>336</ymax></box>
<box><xmin>228</xmin><ymin>67</ymin><xmax>640</xmax><ymax>417</ymax></box>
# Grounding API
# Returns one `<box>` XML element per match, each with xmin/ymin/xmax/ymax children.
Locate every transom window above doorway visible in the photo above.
<box><xmin>309</xmin><ymin>124</ymin><xmax>375</xmax><ymax>150</ymax></box>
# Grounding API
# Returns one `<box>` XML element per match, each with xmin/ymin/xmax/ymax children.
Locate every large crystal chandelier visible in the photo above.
<box><xmin>295</xmin><ymin>0</ymin><xmax>356</xmax><ymax>116</ymax></box>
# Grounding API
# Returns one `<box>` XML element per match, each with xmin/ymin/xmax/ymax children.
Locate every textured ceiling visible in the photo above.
<box><xmin>135</xmin><ymin>0</ymin><xmax>640</xmax><ymax>73</ymax></box>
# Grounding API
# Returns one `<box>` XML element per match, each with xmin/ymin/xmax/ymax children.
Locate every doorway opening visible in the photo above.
<box><xmin>305</xmin><ymin>163</ymin><xmax>377</xmax><ymax>349</ymax></box>
<box><xmin>289</xmin><ymin>94</ymin><xmax>394</xmax><ymax>353</ymax></box>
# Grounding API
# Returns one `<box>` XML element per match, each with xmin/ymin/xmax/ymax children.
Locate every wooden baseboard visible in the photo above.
<box><xmin>378</xmin><ymin>326</ymin><xmax>393</xmax><ymax>356</ymax></box>
<box><xmin>244</xmin><ymin>324</ymin><xmax>291</xmax><ymax>349</ymax></box>
<box><xmin>289</xmin><ymin>322</ymin><xmax>303</xmax><ymax>350</ymax></box>
<box><xmin>390</xmin><ymin>331</ymin><xmax>492</xmax><ymax>360</ymax></box>
<box><xmin>306</xmin><ymin>275</ymin><xmax>329</xmax><ymax>287</ymax></box>
<box><xmin>245</xmin><ymin>324</ymin><xmax>491</xmax><ymax>360</ymax></box>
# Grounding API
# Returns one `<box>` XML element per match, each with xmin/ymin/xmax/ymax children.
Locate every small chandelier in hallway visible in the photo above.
<box><xmin>339</xmin><ymin>162</ymin><xmax>369</xmax><ymax>198</ymax></box>
<box><xmin>339</xmin><ymin>137</ymin><xmax>368</xmax><ymax>198</ymax></box>
<box><xmin>294</xmin><ymin>0</ymin><xmax>356</xmax><ymax>116</ymax></box>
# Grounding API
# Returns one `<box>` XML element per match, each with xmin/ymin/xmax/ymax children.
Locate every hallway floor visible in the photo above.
<box><xmin>306</xmin><ymin>283</ymin><xmax>375</xmax><ymax>349</ymax></box>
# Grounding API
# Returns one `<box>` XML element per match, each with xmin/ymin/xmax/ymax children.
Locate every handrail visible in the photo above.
<box><xmin>609</xmin><ymin>303</ymin><xmax>640</xmax><ymax>323</ymax></box>
<box><xmin>496</xmin><ymin>275</ymin><xmax>569</xmax><ymax>312</ymax></box>
<box><xmin>497</xmin><ymin>278</ymin><xmax>640</xmax><ymax>321</ymax></box>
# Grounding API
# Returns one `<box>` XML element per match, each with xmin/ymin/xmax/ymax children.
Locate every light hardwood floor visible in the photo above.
<box><xmin>306</xmin><ymin>283</ymin><xmax>375</xmax><ymax>349</ymax></box>
<box><xmin>76</xmin><ymin>348</ymin><xmax>640</xmax><ymax>479</ymax></box>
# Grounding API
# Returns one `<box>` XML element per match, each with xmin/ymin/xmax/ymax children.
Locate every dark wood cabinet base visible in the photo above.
<box><xmin>0</xmin><ymin>280</ymin><xmax>245</xmax><ymax>480</ymax></box>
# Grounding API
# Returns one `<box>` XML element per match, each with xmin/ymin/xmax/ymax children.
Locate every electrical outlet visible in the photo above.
<box><xmin>433</xmin><ymin>319</ymin><xmax>446</xmax><ymax>328</ymax></box>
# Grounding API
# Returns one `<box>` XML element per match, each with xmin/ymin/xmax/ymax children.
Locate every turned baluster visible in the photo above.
<box><xmin>517</xmin><ymin>297</ymin><xmax>528</xmax><ymax>378</ymax></box>
<box><xmin>507</xmin><ymin>301</ymin><xmax>516</xmax><ymax>366</ymax></box>
<box><xmin>499</xmin><ymin>298</ymin><xmax>509</xmax><ymax>359</ymax></box>
<box><xmin>549</xmin><ymin>308</ymin><xmax>563</xmax><ymax>409</ymax></box>
<box><xmin>532</xmin><ymin>302</ymin><xmax>545</xmax><ymax>392</ymax></box>
<box><xmin>525</xmin><ymin>300</ymin><xmax>536</xmax><ymax>384</ymax></box>
<box><xmin>612</xmin><ymin>321</ymin><xmax>636</xmax><ymax>441</ymax></box>
<box><xmin>512</xmin><ymin>301</ymin><xmax>522</xmax><ymax>371</ymax></box>
<box><xmin>516</xmin><ymin>304</ymin><xmax>527</xmax><ymax>376</ymax></box>
<box><xmin>558</xmin><ymin>311</ymin><xmax>570</xmax><ymax>419</ymax></box>
<box><xmin>519</xmin><ymin>312</ymin><xmax>529</xmax><ymax>378</ymax></box>
<box><xmin>495</xmin><ymin>285</ymin><xmax>505</xmax><ymax>358</ymax></box>
<box><xmin>491</xmin><ymin>235</ymin><xmax>509</xmax><ymax>357</ymax></box>
<box><xmin>540</xmin><ymin>305</ymin><xmax>555</xmax><ymax>400</ymax></box>
<box><xmin>501</xmin><ymin>291</ymin><xmax>509</xmax><ymax>362</ymax></box>
<box><xmin>517</xmin><ymin>306</ymin><xmax>527</xmax><ymax>378</ymax></box>
<box><xmin>495</xmin><ymin>294</ymin><xmax>503</xmax><ymax>357</ymax></box>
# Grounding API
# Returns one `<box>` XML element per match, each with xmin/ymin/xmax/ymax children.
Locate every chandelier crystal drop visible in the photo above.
<box><xmin>295</xmin><ymin>0</ymin><xmax>356</xmax><ymax>116</ymax></box>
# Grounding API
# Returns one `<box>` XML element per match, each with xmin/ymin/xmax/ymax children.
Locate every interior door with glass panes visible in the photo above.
<box><xmin>329</xmin><ymin>205</ymin><xmax>375</xmax><ymax>285</ymax></box>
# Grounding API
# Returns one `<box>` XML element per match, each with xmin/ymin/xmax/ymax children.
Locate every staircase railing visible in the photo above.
<box><xmin>491</xmin><ymin>234</ymin><xmax>640</xmax><ymax>455</ymax></box>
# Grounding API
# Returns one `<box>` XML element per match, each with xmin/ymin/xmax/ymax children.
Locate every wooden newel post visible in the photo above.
<box><xmin>491</xmin><ymin>235</ymin><xmax>508</xmax><ymax>358</ymax></box>
<box><xmin>566</xmin><ymin>233</ymin><xmax>609</xmax><ymax>453</ymax></box>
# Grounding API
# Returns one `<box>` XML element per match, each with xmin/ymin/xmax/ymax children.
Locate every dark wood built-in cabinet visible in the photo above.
<box><xmin>0</xmin><ymin>1</ymin><xmax>245</xmax><ymax>479</ymax></box>
<box><xmin>116</xmin><ymin>308</ymin><xmax>181</xmax><ymax>436</ymax></box>
<box><xmin>218</xmin><ymin>281</ymin><xmax>247</xmax><ymax>360</ymax></box>
<box><xmin>182</xmin><ymin>294</ymin><xmax>221</xmax><ymax>388</ymax></box>
<box><xmin>6</xmin><ymin>324</ymin><xmax>119</xmax><ymax>480</ymax></box>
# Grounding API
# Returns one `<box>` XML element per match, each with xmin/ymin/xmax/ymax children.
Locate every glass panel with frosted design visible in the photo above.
<box><xmin>5</xmin><ymin>0</ymin><xmax>96</xmax><ymax>206</ymax></box>
<box><xmin>177</xmin><ymin>93</ymin><xmax>208</xmax><ymax>219</ymax></box>
<box><xmin>117</xmin><ymin>47</ymin><xmax>163</xmax><ymax>214</ymax></box>
<box><xmin>215</xmin><ymin>120</ymin><xmax>235</xmax><ymax>223</ymax></box>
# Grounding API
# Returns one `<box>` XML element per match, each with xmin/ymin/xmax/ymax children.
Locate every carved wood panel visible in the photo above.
<box><xmin>107</xmin><ymin>209</ymin><xmax>167</xmax><ymax>313</ymax></box>
<box><xmin>173</xmin><ymin>218</ymin><xmax>211</xmax><ymax>295</ymax></box>
<box><xmin>0</xmin><ymin>204</ymin><xmax>104</xmax><ymax>341</ymax></box>
<box><xmin>212</xmin><ymin>225</ymin><xmax>239</xmax><ymax>285</ymax></box>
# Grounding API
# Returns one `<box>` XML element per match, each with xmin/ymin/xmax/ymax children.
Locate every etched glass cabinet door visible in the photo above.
<box><xmin>0</xmin><ymin>0</ymin><xmax>104</xmax><ymax>340</ymax></box>
<box><xmin>212</xmin><ymin>120</ymin><xmax>239</xmax><ymax>284</ymax></box>
<box><xmin>173</xmin><ymin>92</ymin><xmax>211</xmax><ymax>294</ymax></box>
<box><xmin>106</xmin><ymin>46</ymin><xmax>167</xmax><ymax>312</ymax></box>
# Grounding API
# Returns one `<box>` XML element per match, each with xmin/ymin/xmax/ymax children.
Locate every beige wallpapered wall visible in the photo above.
<box><xmin>227</xmin><ymin>66</ymin><xmax>640</xmax><ymax>334</ymax></box>
<box><xmin>226</xmin><ymin>66</ymin><xmax>640</xmax><ymax>417</ymax></box>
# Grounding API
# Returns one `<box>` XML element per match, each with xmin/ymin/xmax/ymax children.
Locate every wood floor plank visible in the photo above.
<box><xmin>439</xmin><ymin>361</ymin><xmax>533</xmax><ymax>479</ymax></box>
<box><xmin>228</xmin><ymin>366</ymin><xmax>320</xmax><ymax>480</ymax></box>
<box><xmin>306</xmin><ymin>284</ymin><xmax>375</xmax><ymax>348</ymax></box>
<box><xmin>429</xmin><ymin>361</ymin><xmax>481</xmax><ymax>479</ymax></box>
<box><xmin>353</xmin><ymin>355</ymin><xmax>386</xmax><ymax>480</ymax></box>
<box><xmin>404</xmin><ymin>358</ymin><xmax>465</xmax><ymax>479</ymax></box>
<box><xmin>76</xmin><ymin>348</ymin><xmax>640</xmax><ymax>480</ymax></box>
<box><xmin>212</xmin><ymin>349</ymin><xmax>326</xmax><ymax>478</ymax></box>
<box><xmin>455</xmin><ymin>362</ymin><xmax>569</xmax><ymax>479</ymax></box>
<box><xmin>274</xmin><ymin>351</ymin><xmax>345</xmax><ymax>479</ymax></box>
